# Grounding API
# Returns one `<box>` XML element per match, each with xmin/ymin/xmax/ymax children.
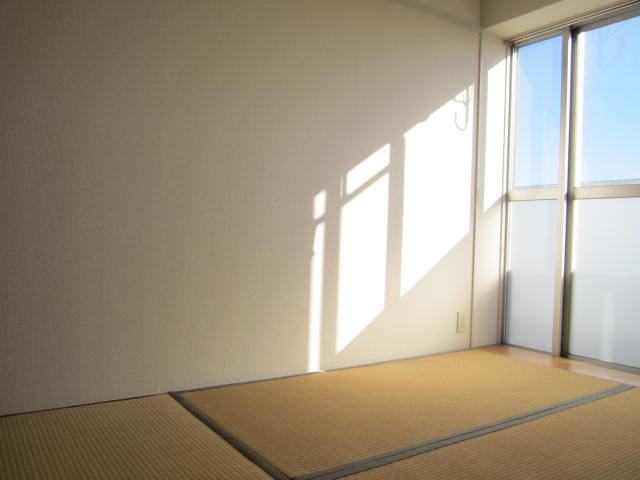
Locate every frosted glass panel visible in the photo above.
<box><xmin>576</xmin><ymin>15</ymin><xmax>640</xmax><ymax>184</ymax></box>
<box><xmin>569</xmin><ymin>198</ymin><xmax>640</xmax><ymax>368</ymax></box>
<box><xmin>513</xmin><ymin>36</ymin><xmax>562</xmax><ymax>187</ymax></box>
<box><xmin>506</xmin><ymin>200</ymin><xmax>557</xmax><ymax>352</ymax></box>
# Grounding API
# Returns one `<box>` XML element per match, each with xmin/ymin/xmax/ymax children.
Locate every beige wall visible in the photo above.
<box><xmin>1</xmin><ymin>0</ymin><xmax>483</xmax><ymax>415</ymax></box>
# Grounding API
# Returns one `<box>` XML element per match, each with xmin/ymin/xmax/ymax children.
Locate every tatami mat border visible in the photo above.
<box><xmin>293</xmin><ymin>384</ymin><xmax>634</xmax><ymax>480</ymax></box>
<box><xmin>172</xmin><ymin>383</ymin><xmax>633</xmax><ymax>480</ymax></box>
<box><xmin>169</xmin><ymin>391</ymin><xmax>287</xmax><ymax>480</ymax></box>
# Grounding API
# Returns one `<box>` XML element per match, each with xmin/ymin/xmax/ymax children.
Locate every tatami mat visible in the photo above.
<box><xmin>177</xmin><ymin>349</ymin><xmax>621</xmax><ymax>477</ymax></box>
<box><xmin>342</xmin><ymin>386</ymin><xmax>640</xmax><ymax>480</ymax></box>
<box><xmin>0</xmin><ymin>394</ymin><xmax>272</xmax><ymax>480</ymax></box>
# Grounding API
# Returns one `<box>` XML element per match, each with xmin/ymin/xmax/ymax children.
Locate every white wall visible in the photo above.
<box><xmin>471</xmin><ymin>32</ymin><xmax>508</xmax><ymax>348</ymax></box>
<box><xmin>0</xmin><ymin>0</ymin><xmax>483</xmax><ymax>415</ymax></box>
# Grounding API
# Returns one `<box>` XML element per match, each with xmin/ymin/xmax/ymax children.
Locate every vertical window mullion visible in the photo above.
<box><xmin>551</xmin><ymin>30</ymin><xmax>572</xmax><ymax>356</ymax></box>
<box><xmin>499</xmin><ymin>45</ymin><xmax>517</xmax><ymax>344</ymax></box>
<box><xmin>560</xmin><ymin>28</ymin><xmax>581</xmax><ymax>356</ymax></box>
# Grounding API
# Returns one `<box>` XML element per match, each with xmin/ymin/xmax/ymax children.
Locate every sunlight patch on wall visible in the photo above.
<box><xmin>336</xmin><ymin>145</ymin><xmax>390</xmax><ymax>353</ymax></box>
<box><xmin>400</xmin><ymin>88</ymin><xmax>474</xmax><ymax>296</ymax></box>
<box><xmin>313</xmin><ymin>190</ymin><xmax>327</xmax><ymax>221</ymax></box>
<box><xmin>308</xmin><ymin>191</ymin><xmax>326</xmax><ymax>372</ymax></box>
<box><xmin>484</xmin><ymin>60</ymin><xmax>507</xmax><ymax>212</ymax></box>
<box><xmin>308</xmin><ymin>223</ymin><xmax>325</xmax><ymax>371</ymax></box>
<box><xmin>345</xmin><ymin>145</ymin><xmax>391</xmax><ymax>194</ymax></box>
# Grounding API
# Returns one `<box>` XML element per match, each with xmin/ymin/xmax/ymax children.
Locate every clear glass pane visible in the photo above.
<box><xmin>513</xmin><ymin>36</ymin><xmax>563</xmax><ymax>187</ymax></box>
<box><xmin>506</xmin><ymin>200</ymin><xmax>558</xmax><ymax>352</ymax></box>
<box><xmin>576</xmin><ymin>15</ymin><xmax>640</xmax><ymax>184</ymax></box>
<box><xmin>569</xmin><ymin>198</ymin><xmax>640</xmax><ymax>368</ymax></box>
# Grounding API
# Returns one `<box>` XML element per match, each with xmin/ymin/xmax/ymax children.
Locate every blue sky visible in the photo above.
<box><xmin>580</xmin><ymin>15</ymin><xmax>640</xmax><ymax>184</ymax></box>
<box><xmin>514</xmin><ymin>14</ymin><xmax>640</xmax><ymax>187</ymax></box>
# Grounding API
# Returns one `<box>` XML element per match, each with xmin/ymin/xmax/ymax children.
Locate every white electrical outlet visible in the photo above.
<box><xmin>456</xmin><ymin>312</ymin><xmax>466</xmax><ymax>334</ymax></box>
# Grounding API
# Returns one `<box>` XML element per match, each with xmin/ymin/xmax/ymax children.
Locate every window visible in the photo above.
<box><xmin>575</xmin><ymin>15</ymin><xmax>640</xmax><ymax>185</ymax></box>
<box><xmin>505</xmin><ymin>7</ymin><xmax>640</xmax><ymax>368</ymax></box>
<box><xmin>513</xmin><ymin>36</ymin><xmax>562</xmax><ymax>188</ymax></box>
<box><xmin>506</xmin><ymin>35</ymin><xmax>564</xmax><ymax>352</ymax></box>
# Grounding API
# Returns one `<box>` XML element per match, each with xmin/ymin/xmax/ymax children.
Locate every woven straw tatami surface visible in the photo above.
<box><xmin>180</xmin><ymin>349</ymin><xmax>619</xmax><ymax>476</ymax></box>
<box><xmin>0</xmin><ymin>394</ymin><xmax>271</xmax><ymax>480</ymax></box>
<box><xmin>343</xmin><ymin>387</ymin><xmax>640</xmax><ymax>479</ymax></box>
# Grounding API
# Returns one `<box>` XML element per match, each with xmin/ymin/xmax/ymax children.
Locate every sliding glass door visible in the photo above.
<box><xmin>505</xmin><ymin>8</ymin><xmax>640</xmax><ymax>368</ymax></box>
<box><xmin>506</xmin><ymin>35</ymin><xmax>564</xmax><ymax>352</ymax></box>
<box><xmin>568</xmin><ymin>15</ymin><xmax>640</xmax><ymax>368</ymax></box>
